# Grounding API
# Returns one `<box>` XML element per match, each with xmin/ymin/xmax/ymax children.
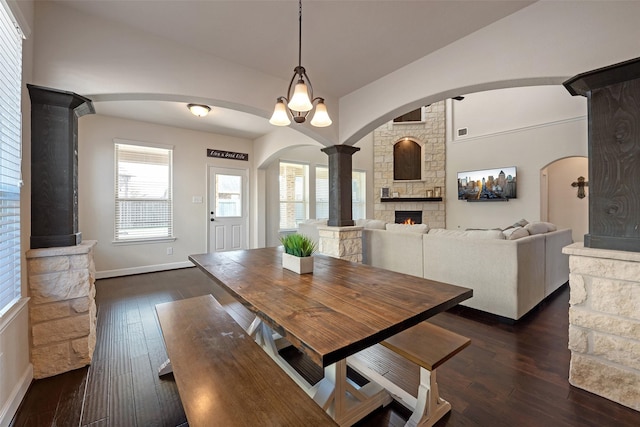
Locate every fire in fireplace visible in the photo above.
<box><xmin>395</xmin><ymin>211</ymin><xmax>422</xmax><ymax>224</ymax></box>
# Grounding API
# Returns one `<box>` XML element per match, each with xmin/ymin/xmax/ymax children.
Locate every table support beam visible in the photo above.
<box><xmin>248</xmin><ymin>316</ymin><xmax>391</xmax><ymax>426</ymax></box>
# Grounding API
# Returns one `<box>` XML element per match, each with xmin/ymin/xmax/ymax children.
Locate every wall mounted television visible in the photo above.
<box><xmin>457</xmin><ymin>166</ymin><xmax>517</xmax><ymax>201</ymax></box>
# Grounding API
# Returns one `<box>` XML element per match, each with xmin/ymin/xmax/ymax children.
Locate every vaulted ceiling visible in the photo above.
<box><xmin>55</xmin><ymin>0</ymin><xmax>534</xmax><ymax>138</ymax></box>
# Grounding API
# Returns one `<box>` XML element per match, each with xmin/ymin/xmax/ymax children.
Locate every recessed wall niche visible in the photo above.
<box><xmin>393</xmin><ymin>139</ymin><xmax>422</xmax><ymax>180</ymax></box>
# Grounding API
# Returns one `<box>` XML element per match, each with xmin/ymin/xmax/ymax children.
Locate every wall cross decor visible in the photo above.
<box><xmin>571</xmin><ymin>176</ymin><xmax>589</xmax><ymax>199</ymax></box>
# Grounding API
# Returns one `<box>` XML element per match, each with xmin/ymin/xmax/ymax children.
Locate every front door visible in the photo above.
<box><xmin>209</xmin><ymin>167</ymin><xmax>248</xmax><ymax>252</ymax></box>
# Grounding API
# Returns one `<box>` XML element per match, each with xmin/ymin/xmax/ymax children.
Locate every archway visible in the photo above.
<box><xmin>541</xmin><ymin>156</ymin><xmax>588</xmax><ymax>243</ymax></box>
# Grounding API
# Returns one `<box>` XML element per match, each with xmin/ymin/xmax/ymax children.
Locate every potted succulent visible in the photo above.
<box><xmin>280</xmin><ymin>233</ymin><xmax>317</xmax><ymax>274</ymax></box>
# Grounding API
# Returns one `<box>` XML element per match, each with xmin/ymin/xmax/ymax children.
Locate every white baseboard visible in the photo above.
<box><xmin>96</xmin><ymin>261</ymin><xmax>194</xmax><ymax>279</ymax></box>
<box><xmin>0</xmin><ymin>363</ymin><xmax>33</xmax><ymax>427</ymax></box>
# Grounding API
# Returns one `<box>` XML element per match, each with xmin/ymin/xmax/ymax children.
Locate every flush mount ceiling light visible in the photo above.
<box><xmin>269</xmin><ymin>0</ymin><xmax>332</xmax><ymax>128</ymax></box>
<box><xmin>187</xmin><ymin>104</ymin><xmax>211</xmax><ymax>117</ymax></box>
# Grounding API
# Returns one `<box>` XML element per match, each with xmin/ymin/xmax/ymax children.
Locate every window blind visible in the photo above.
<box><xmin>315</xmin><ymin>166</ymin><xmax>329</xmax><ymax>219</ymax></box>
<box><xmin>279</xmin><ymin>162</ymin><xmax>308</xmax><ymax>230</ymax></box>
<box><xmin>114</xmin><ymin>142</ymin><xmax>173</xmax><ymax>241</ymax></box>
<box><xmin>0</xmin><ymin>2</ymin><xmax>22</xmax><ymax>314</ymax></box>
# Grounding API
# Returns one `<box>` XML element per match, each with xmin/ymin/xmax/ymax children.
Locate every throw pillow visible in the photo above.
<box><xmin>525</xmin><ymin>222</ymin><xmax>550</xmax><ymax>235</ymax></box>
<box><xmin>503</xmin><ymin>226</ymin><xmax>529</xmax><ymax>240</ymax></box>
<box><xmin>385</xmin><ymin>223</ymin><xmax>430</xmax><ymax>234</ymax></box>
<box><xmin>536</xmin><ymin>221</ymin><xmax>557</xmax><ymax>232</ymax></box>
<box><xmin>512</xmin><ymin>218</ymin><xmax>529</xmax><ymax>228</ymax></box>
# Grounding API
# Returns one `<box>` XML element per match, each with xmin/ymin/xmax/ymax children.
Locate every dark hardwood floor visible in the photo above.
<box><xmin>10</xmin><ymin>267</ymin><xmax>640</xmax><ymax>427</ymax></box>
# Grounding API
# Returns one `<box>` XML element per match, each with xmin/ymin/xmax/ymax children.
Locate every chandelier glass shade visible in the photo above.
<box><xmin>269</xmin><ymin>0</ymin><xmax>332</xmax><ymax>128</ymax></box>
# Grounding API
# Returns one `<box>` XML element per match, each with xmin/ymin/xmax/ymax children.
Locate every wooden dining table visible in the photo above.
<box><xmin>189</xmin><ymin>247</ymin><xmax>472</xmax><ymax>426</ymax></box>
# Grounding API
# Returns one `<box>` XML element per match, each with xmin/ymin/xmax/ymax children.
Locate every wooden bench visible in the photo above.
<box><xmin>155</xmin><ymin>294</ymin><xmax>337</xmax><ymax>427</ymax></box>
<box><xmin>348</xmin><ymin>321</ymin><xmax>470</xmax><ymax>427</ymax></box>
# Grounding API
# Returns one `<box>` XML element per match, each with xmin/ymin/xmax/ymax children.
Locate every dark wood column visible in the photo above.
<box><xmin>564</xmin><ymin>57</ymin><xmax>640</xmax><ymax>252</ymax></box>
<box><xmin>321</xmin><ymin>145</ymin><xmax>361</xmax><ymax>227</ymax></box>
<box><xmin>28</xmin><ymin>84</ymin><xmax>94</xmax><ymax>249</ymax></box>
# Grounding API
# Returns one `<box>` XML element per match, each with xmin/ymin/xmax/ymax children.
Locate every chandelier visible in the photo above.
<box><xmin>269</xmin><ymin>0</ymin><xmax>332</xmax><ymax>127</ymax></box>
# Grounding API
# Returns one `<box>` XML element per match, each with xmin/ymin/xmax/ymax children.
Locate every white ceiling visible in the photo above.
<box><xmin>58</xmin><ymin>0</ymin><xmax>534</xmax><ymax>138</ymax></box>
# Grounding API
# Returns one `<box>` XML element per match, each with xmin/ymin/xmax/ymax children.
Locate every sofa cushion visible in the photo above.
<box><xmin>503</xmin><ymin>226</ymin><xmax>529</xmax><ymax>240</ymax></box>
<box><xmin>461</xmin><ymin>229</ymin><xmax>505</xmax><ymax>240</ymax></box>
<box><xmin>356</xmin><ymin>218</ymin><xmax>387</xmax><ymax>230</ymax></box>
<box><xmin>428</xmin><ymin>228</ymin><xmax>504</xmax><ymax>239</ymax></box>
<box><xmin>385</xmin><ymin>223</ymin><xmax>430</xmax><ymax>234</ymax></box>
<box><xmin>428</xmin><ymin>229</ymin><xmax>465</xmax><ymax>237</ymax></box>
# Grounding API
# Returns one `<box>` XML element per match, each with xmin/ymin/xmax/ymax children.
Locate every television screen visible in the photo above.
<box><xmin>457</xmin><ymin>166</ymin><xmax>517</xmax><ymax>200</ymax></box>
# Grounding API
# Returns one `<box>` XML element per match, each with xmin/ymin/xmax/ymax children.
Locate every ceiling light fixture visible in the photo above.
<box><xmin>269</xmin><ymin>0</ymin><xmax>331</xmax><ymax>127</ymax></box>
<box><xmin>187</xmin><ymin>104</ymin><xmax>211</xmax><ymax>117</ymax></box>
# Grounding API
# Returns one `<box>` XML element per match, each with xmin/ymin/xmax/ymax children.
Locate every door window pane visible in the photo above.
<box><xmin>216</xmin><ymin>174</ymin><xmax>242</xmax><ymax>217</ymax></box>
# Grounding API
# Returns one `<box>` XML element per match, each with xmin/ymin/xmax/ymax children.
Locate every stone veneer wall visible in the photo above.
<box><xmin>318</xmin><ymin>226</ymin><xmax>363</xmax><ymax>263</ymax></box>
<box><xmin>26</xmin><ymin>240</ymin><xmax>97</xmax><ymax>379</ymax></box>
<box><xmin>563</xmin><ymin>242</ymin><xmax>640</xmax><ymax>411</ymax></box>
<box><xmin>373</xmin><ymin>101</ymin><xmax>446</xmax><ymax>229</ymax></box>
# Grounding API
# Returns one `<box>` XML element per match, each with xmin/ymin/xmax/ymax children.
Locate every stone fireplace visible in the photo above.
<box><xmin>373</xmin><ymin>101</ymin><xmax>446</xmax><ymax>229</ymax></box>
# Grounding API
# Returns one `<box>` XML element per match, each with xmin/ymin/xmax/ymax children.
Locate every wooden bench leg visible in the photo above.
<box><xmin>406</xmin><ymin>368</ymin><xmax>451</xmax><ymax>427</ymax></box>
<box><xmin>158</xmin><ymin>358</ymin><xmax>173</xmax><ymax>376</ymax></box>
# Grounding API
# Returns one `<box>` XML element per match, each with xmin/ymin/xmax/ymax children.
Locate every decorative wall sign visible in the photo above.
<box><xmin>207</xmin><ymin>149</ymin><xmax>249</xmax><ymax>161</ymax></box>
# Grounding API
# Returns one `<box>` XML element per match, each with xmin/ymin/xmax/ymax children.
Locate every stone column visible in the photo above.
<box><xmin>318</xmin><ymin>225</ymin><xmax>363</xmax><ymax>263</ymax></box>
<box><xmin>564</xmin><ymin>58</ymin><xmax>640</xmax><ymax>252</ymax></box>
<box><xmin>27</xmin><ymin>240</ymin><xmax>97</xmax><ymax>379</ymax></box>
<box><xmin>321</xmin><ymin>145</ymin><xmax>361</xmax><ymax>227</ymax></box>
<box><xmin>563</xmin><ymin>242</ymin><xmax>640</xmax><ymax>411</ymax></box>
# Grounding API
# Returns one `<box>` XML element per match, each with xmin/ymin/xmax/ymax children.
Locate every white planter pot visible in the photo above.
<box><xmin>282</xmin><ymin>253</ymin><xmax>314</xmax><ymax>274</ymax></box>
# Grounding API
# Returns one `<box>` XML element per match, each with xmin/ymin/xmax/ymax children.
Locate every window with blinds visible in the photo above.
<box><xmin>114</xmin><ymin>141</ymin><xmax>173</xmax><ymax>242</ymax></box>
<box><xmin>315</xmin><ymin>166</ymin><xmax>366</xmax><ymax>220</ymax></box>
<box><xmin>0</xmin><ymin>3</ymin><xmax>23</xmax><ymax>314</ymax></box>
<box><xmin>279</xmin><ymin>162</ymin><xmax>308</xmax><ymax>230</ymax></box>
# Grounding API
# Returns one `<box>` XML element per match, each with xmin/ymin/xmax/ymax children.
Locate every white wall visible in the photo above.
<box><xmin>78</xmin><ymin>114</ymin><xmax>255</xmax><ymax>277</ymax></box>
<box><xmin>446</xmin><ymin>86</ymin><xmax>588</xmax><ymax>230</ymax></box>
<box><xmin>32</xmin><ymin>1</ymin><xmax>338</xmax><ymax>147</ymax></box>
<box><xmin>544</xmin><ymin>157</ymin><xmax>589</xmax><ymax>243</ymax></box>
<box><xmin>1</xmin><ymin>1</ymin><xmax>34</xmax><ymax>426</ymax></box>
<box><xmin>340</xmin><ymin>1</ymin><xmax>640</xmax><ymax>145</ymax></box>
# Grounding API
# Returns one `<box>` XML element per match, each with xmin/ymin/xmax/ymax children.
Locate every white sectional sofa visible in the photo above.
<box><xmin>299</xmin><ymin>219</ymin><xmax>572</xmax><ymax>321</ymax></box>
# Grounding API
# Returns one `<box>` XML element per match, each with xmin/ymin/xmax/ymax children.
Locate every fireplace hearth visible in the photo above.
<box><xmin>395</xmin><ymin>211</ymin><xmax>422</xmax><ymax>224</ymax></box>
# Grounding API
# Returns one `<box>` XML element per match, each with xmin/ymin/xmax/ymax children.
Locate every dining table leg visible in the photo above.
<box><xmin>247</xmin><ymin>315</ymin><xmax>392</xmax><ymax>426</ymax></box>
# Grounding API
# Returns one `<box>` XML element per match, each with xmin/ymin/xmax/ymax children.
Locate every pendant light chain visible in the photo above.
<box><xmin>269</xmin><ymin>0</ymin><xmax>332</xmax><ymax>127</ymax></box>
<box><xmin>298</xmin><ymin>0</ymin><xmax>302</xmax><ymax>68</ymax></box>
